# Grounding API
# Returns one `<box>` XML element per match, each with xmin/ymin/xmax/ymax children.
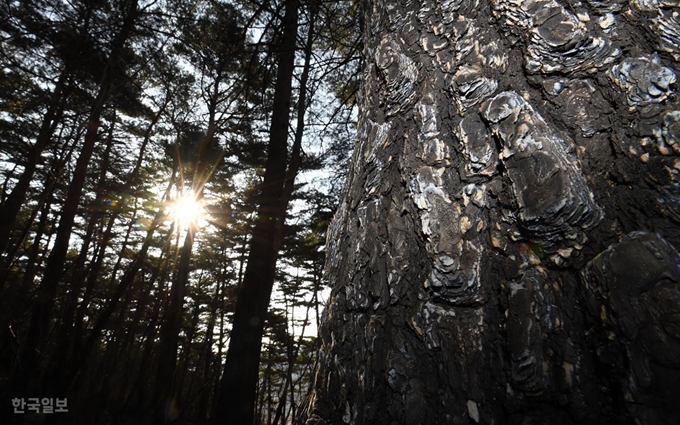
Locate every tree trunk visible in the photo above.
<box><xmin>195</xmin><ymin>274</ymin><xmax>221</xmax><ymax>420</ymax></box>
<box><xmin>0</xmin><ymin>0</ymin><xmax>103</xmax><ymax>258</ymax></box>
<box><xmin>0</xmin><ymin>133</ymin><xmax>75</xmax><ymax>338</ymax></box>
<box><xmin>17</xmin><ymin>0</ymin><xmax>140</xmax><ymax>400</ymax></box>
<box><xmin>302</xmin><ymin>1</ymin><xmax>680</xmax><ymax>424</ymax></box>
<box><xmin>0</xmin><ymin>68</ymin><xmax>70</xmax><ymax>256</ymax></box>
<box><xmin>153</xmin><ymin>222</ymin><xmax>196</xmax><ymax>424</ymax></box>
<box><xmin>72</xmin><ymin>99</ymin><xmax>166</xmax><ymax>347</ymax></box>
<box><xmin>127</xmin><ymin>233</ymin><xmax>174</xmax><ymax>408</ymax></box>
<box><xmin>51</xmin><ymin>116</ymin><xmax>116</xmax><ymax>392</ymax></box>
<box><xmin>68</xmin><ymin>200</ymin><xmax>170</xmax><ymax>392</ymax></box>
<box><xmin>213</xmin><ymin>0</ymin><xmax>300</xmax><ymax>424</ymax></box>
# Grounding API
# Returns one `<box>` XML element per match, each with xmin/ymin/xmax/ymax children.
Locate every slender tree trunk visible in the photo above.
<box><xmin>302</xmin><ymin>1</ymin><xmax>680</xmax><ymax>424</ymax></box>
<box><xmin>195</xmin><ymin>276</ymin><xmax>221</xmax><ymax>420</ymax></box>
<box><xmin>70</xmin><ymin>98</ymin><xmax>165</xmax><ymax>335</ymax></box>
<box><xmin>68</xmin><ymin>203</ymin><xmax>168</xmax><ymax>391</ymax></box>
<box><xmin>126</xmin><ymin>228</ymin><xmax>175</xmax><ymax>408</ymax></box>
<box><xmin>153</xmin><ymin>222</ymin><xmax>196</xmax><ymax>424</ymax></box>
<box><xmin>73</xmin><ymin>98</ymin><xmax>167</xmax><ymax>324</ymax></box>
<box><xmin>212</xmin><ymin>278</ymin><xmax>227</xmax><ymax>410</ymax></box>
<box><xmin>0</xmin><ymin>187</ymin><xmax>55</xmax><ymax>405</ymax></box>
<box><xmin>273</xmin><ymin>301</ymin><xmax>310</xmax><ymax>425</ymax></box>
<box><xmin>50</xmin><ymin>117</ymin><xmax>116</xmax><ymax>392</ymax></box>
<box><xmin>0</xmin><ymin>118</ymin><xmax>81</xmax><ymax>289</ymax></box>
<box><xmin>0</xmin><ymin>0</ymin><xmax>100</xmax><ymax>257</ymax></box>
<box><xmin>17</xmin><ymin>0</ymin><xmax>140</xmax><ymax>401</ymax></box>
<box><xmin>0</xmin><ymin>69</ymin><xmax>70</xmax><ymax>255</ymax></box>
<box><xmin>178</xmin><ymin>290</ymin><xmax>202</xmax><ymax>390</ymax></box>
<box><xmin>213</xmin><ymin>1</ymin><xmax>300</xmax><ymax>424</ymax></box>
<box><xmin>151</xmin><ymin>77</ymin><xmax>224</xmax><ymax>422</ymax></box>
<box><xmin>75</xmin><ymin>163</ymin><xmax>176</xmax><ymax>353</ymax></box>
<box><xmin>0</xmin><ymin>134</ymin><xmax>73</xmax><ymax>328</ymax></box>
<box><xmin>116</xmin><ymin>271</ymin><xmax>153</xmax><ymax>403</ymax></box>
<box><xmin>265</xmin><ymin>353</ymin><xmax>273</xmax><ymax>425</ymax></box>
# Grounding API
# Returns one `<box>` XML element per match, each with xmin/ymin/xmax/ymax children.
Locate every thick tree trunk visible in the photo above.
<box><xmin>303</xmin><ymin>1</ymin><xmax>680</xmax><ymax>424</ymax></box>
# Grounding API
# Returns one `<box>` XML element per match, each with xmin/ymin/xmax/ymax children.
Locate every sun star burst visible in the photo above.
<box><xmin>168</xmin><ymin>192</ymin><xmax>204</xmax><ymax>227</ymax></box>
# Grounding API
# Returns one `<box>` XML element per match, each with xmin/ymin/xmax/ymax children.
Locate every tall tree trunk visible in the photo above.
<box><xmin>126</xmin><ymin>229</ymin><xmax>175</xmax><ymax>408</ymax></box>
<box><xmin>153</xmin><ymin>222</ymin><xmax>196</xmax><ymax>424</ymax></box>
<box><xmin>0</xmin><ymin>130</ymin><xmax>77</xmax><ymax>334</ymax></box>
<box><xmin>71</xmin><ymin>99</ymin><xmax>166</xmax><ymax>345</ymax></box>
<box><xmin>273</xmin><ymin>301</ymin><xmax>310</xmax><ymax>425</ymax></box>
<box><xmin>116</xmin><ymin>270</ymin><xmax>153</xmax><ymax>403</ymax></box>
<box><xmin>17</xmin><ymin>0</ymin><xmax>140</xmax><ymax>400</ymax></box>
<box><xmin>302</xmin><ymin>1</ymin><xmax>680</xmax><ymax>424</ymax></box>
<box><xmin>0</xmin><ymin>186</ymin><xmax>55</xmax><ymax>407</ymax></box>
<box><xmin>214</xmin><ymin>0</ymin><xmax>300</xmax><ymax>423</ymax></box>
<box><xmin>0</xmin><ymin>0</ymin><xmax>101</xmax><ymax>257</ymax></box>
<box><xmin>67</xmin><ymin>199</ymin><xmax>170</xmax><ymax>392</ymax></box>
<box><xmin>195</xmin><ymin>275</ymin><xmax>221</xmax><ymax>420</ymax></box>
<box><xmin>0</xmin><ymin>115</ymin><xmax>82</xmax><ymax>289</ymax></box>
<box><xmin>51</xmin><ymin>116</ymin><xmax>116</xmax><ymax>392</ymax></box>
<box><xmin>0</xmin><ymin>68</ymin><xmax>70</xmax><ymax>255</ymax></box>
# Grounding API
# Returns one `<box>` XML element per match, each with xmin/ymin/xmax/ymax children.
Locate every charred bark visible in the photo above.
<box><xmin>303</xmin><ymin>1</ymin><xmax>680</xmax><ymax>424</ymax></box>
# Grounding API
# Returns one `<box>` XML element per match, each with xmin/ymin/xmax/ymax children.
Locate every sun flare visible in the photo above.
<box><xmin>168</xmin><ymin>192</ymin><xmax>204</xmax><ymax>227</ymax></box>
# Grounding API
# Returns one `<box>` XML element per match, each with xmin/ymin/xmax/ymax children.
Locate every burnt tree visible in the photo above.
<box><xmin>302</xmin><ymin>0</ymin><xmax>680</xmax><ymax>424</ymax></box>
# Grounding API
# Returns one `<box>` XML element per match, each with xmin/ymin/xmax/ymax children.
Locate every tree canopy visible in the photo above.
<box><xmin>0</xmin><ymin>0</ymin><xmax>360</xmax><ymax>423</ymax></box>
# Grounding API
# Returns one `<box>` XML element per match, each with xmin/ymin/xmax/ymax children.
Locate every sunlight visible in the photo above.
<box><xmin>167</xmin><ymin>192</ymin><xmax>204</xmax><ymax>228</ymax></box>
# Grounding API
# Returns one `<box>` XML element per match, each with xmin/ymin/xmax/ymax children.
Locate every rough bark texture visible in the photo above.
<box><xmin>303</xmin><ymin>1</ymin><xmax>680</xmax><ymax>424</ymax></box>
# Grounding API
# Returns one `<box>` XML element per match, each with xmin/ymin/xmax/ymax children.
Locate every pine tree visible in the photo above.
<box><xmin>302</xmin><ymin>0</ymin><xmax>680</xmax><ymax>424</ymax></box>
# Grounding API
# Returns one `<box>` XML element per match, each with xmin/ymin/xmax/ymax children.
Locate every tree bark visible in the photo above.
<box><xmin>213</xmin><ymin>0</ymin><xmax>300</xmax><ymax>423</ymax></box>
<box><xmin>302</xmin><ymin>1</ymin><xmax>680</xmax><ymax>424</ymax></box>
